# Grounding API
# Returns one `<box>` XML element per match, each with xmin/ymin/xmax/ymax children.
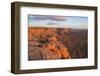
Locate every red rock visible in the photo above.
<box><xmin>28</xmin><ymin>27</ymin><xmax>71</xmax><ymax>60</ymax></box>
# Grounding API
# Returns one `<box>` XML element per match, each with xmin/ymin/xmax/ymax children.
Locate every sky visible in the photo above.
<box><xmin>28</xmin><ymin>15</ymin><xmax>88</xmax><ymax>29</ymax></box>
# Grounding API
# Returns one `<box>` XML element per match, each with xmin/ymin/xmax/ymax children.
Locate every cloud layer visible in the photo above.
<box><xmin>29</xmin><ymin>15</ymin><xmax>67</xmax><ymax>22</ymax></box>
<box><xmin>29</xmin><ymin>15</ymin><xmax>88</xmax><ymax>29</ymax></box>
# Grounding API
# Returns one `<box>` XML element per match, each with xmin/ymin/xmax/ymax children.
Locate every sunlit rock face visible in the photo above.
<box><xmin>28</xmin><ymin>27</ymin><xmax>71</xmax><ymax>60</ymax></box>
<box><xmin>28</xmin><ymin>27</ymin><xmax>56</xmax><ymax>40</ymax></box>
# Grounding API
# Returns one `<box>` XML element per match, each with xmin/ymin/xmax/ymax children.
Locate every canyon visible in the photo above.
<box><xmin>28</xmin><ymin>27</ymin><xmax>88</xmax><ymax>60</ymax></box>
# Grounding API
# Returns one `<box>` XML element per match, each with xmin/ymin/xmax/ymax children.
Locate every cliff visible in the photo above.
<box><xmin>28</xmin><ymin>27</ymin><xmax>71</xmax><ymax>60</ymax></box>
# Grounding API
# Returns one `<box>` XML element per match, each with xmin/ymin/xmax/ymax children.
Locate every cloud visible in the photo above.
<box><xmin>47</xmin><ymin>22</ymin><xmax>59</xmax><ymax>25</ymax></box>
<box><xmin>50</xmin><ymin>16</ymin><xmax>66</xmax><ymax>21</ymax></box>
<box><xmin>29</xmin><ymin>15</ymin><xmax>67</xmax><ymax>22</ymax></box>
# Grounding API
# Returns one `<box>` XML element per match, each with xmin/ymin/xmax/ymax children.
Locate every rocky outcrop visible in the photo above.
<box><xmin>28</xmin><ymin>27</ymin><xmax>71</xmax><ymax>60</ymax></box>
<box><xmin>28</xmin><ymin>27</ymin><xmax>56</xmax><ymax>41</ymax></box>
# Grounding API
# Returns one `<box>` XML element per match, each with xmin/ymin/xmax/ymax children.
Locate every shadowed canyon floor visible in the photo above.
<box><xmin>28</xmin><ymin>27</ymin><xmax>88</xmax><ymax>60</ymax></box>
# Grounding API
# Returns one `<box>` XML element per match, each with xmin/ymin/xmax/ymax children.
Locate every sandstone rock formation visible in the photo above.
<box><xmin>28</xmin><ymin>27</ymin><xmax>71</xmax><ymax>60</ymax></box>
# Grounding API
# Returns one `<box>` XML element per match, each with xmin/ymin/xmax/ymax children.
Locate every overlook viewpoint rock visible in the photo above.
<box><xmin>28</xmin><ymin>27</ymin><xmax>71</xmax><ymax>60</ymax></box>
